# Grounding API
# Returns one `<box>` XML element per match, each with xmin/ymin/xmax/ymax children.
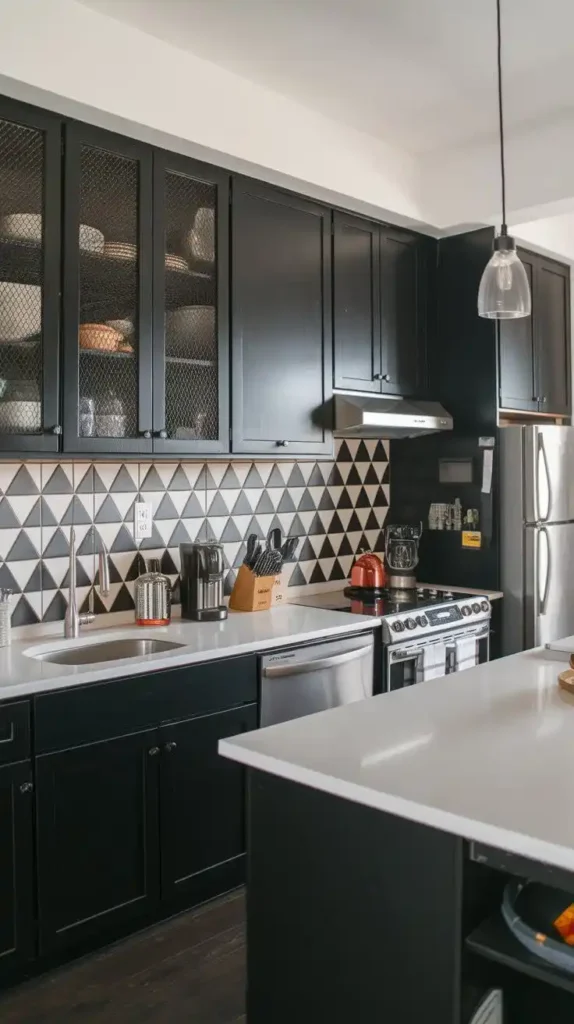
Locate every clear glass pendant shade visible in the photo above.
<box><xmin>477</xmin><ymin>246</ymin><xmax>532</xmax><ymax>319</ymax></box>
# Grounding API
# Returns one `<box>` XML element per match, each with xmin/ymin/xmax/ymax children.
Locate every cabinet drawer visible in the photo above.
<box><xmin>34</xmin><ymin>656</ymin><xmax>258</xmax><ymax>753</ymax></box>
<box><xmin>0</xmin><ymin>701</ymin><xmax>30</xmax><ymax>765</ymax></box>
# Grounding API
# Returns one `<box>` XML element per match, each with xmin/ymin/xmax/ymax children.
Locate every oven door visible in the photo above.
<box><xmin>445</xmin><ymin>623</ymin><xmax>490</xmax><ymax>673</ymax></box>
<box><xmin>385</xmin><ymin>637</ymin><xmax>446</xmax><ymax>692</ymax></box>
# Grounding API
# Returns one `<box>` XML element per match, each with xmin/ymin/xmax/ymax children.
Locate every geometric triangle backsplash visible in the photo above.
<box><xmin>0</xmin><ymin>438</ymin><xmax>389</xmax><ymax>627</ymax></box>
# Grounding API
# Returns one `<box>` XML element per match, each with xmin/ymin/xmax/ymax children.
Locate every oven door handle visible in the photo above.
<box><xmin>262</xmin><ymin>642</ymin><xmax>373</xmax><ymax>679</ymax></box>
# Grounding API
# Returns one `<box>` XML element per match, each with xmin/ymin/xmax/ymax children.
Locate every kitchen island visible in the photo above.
<box><xmin>220</xmin><ymin>644</ymin><xmax>574</xmax><ymax>1023</ymax></box>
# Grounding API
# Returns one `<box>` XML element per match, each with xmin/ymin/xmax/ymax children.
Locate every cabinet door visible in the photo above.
<box><xmin>333</xmin><ymin>212</ymin><xmax>381</xmax><ymax>392</ymax></box>
<box><xmin>535</xmin><ymin>256</ymin><xmax>570</xmax><ymax>416</ymax></box>
<box><xmin>62</xmin><ymin>123</ymin><xmax>154</xmax><ymax>454</ymax></box>
<box><xmin>36</xmin><ymin>729</ymin><xmax>159</xmax><ymax>954</ymax></box>
<box><xmin>0</xmin><ymin>97</ymin><xmax>61</xmax><ymax>451</ymax></box>
<box><xmin>159</xmin><ymin>703</ymin><xmax>257</xmax><ymax>904</ymax></box>
<box><xmin>152</xmin><ymin>151</ymin><xmax>230</xmax><ymax>454</ymax></box>
<box><xmin>232</xmin><ymin>178</ymin><xmax>332</xmax><ymax>455</ymax></box>
<box><xmin>498</xmin><ymin>250</ymin><xmax>537</xmax><ymax>411</ymax></box>
<box><xmin>379</xmin><ymin>227</ymin><xmax>426</xmax><ymax>397</ymax></box>
<box><xmin>0</xmin><ymin>760</ymin><xmax>34</xmax><ymax>973</ymax></box>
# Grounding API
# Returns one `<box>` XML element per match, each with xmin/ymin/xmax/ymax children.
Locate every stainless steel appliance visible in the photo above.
<box><xmin>260</xmin><ymin>633</ymin><xmax>374</xmax><ymax>727</ymax></box>
<box><xmin>180</xmin><ymin>541</ymin><xmax>228</xmax><ymax>622</ymax></box>
<box><xmin>333</xmin><ymin>392</ymin><xmax>453</xmax><ymax>439</ymax></box>
<box><xmin>384</xmin><ymin>523</ymin><xmax>422</xmax><ymax>589</ymax></box>
<box><xmin>500</xmin><ymin>425</ymin><xmax>574</xmax><ymax>654</ymax></box>
<box><xmin>292</xmin><ymin>587</ymin><xmax>491</xmax><ymax>690</ymax></box>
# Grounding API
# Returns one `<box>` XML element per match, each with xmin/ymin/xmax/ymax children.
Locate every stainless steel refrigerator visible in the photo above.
<box><xmin>501</xmin><ymin>425</ymin><xmax>574</xmax><ymax>654</ymax></box>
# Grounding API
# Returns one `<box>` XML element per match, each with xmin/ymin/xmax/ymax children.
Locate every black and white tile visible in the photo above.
<box><xmin>0</xmin><ymin>439</ymin><xmax>389</xmax><ymax>626</ymax></box>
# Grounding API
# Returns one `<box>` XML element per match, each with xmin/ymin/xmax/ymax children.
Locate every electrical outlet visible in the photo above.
<box><xmin>134</xmin><ymin>501</ymin><xmax>152</xmax><ymax>540</ymax></box>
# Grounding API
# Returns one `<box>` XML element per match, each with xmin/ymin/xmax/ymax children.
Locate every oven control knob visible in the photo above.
<box><xmin>480</xmin><ymin>600</ymin><xmax>489</xmax><ymax>612</ymax></box>
<box><xmin>471</xmin><ymin>602</ymin><xmax>481</xmax><ymax>614</ymax></box>
<box><xmin>461</xmin><ymin>605</ymin><xmax>472</xmax><ymax>616</ymax></box>
<box><xmin>405</xmin><ymin>617</ymin><xmax>416</xmax><ymax>630</ymax></box>
<box><xmin>392</xmin><ymin>621</ymin><xmax>404</xmax><ymax>633</ymax></box>
<box><xmin>416</xmin><ymin>615</ymin><xmax>428</xmax><ymax>627</ymax></box>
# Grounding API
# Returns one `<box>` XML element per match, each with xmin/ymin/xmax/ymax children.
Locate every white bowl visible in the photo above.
<box><xmin>79</xmin><ymin>224</ymin><xmax>105</xmax><ymax>253</ymax></box>
<box><xmin>184</xmin><ymin>207</ymin><xmax>215</xmax><ymax>263</ymax></box>
<box><xmin>0</xmin><ymin>283</ymin><xmax>42</xmax><ymax>341</ymax></box>
<box><xmin>166</xmin><ymin>305</ymin><xmax>215</xmax><ymax>356</ymax></box>
<box><xmin>105</xmin><ymin>319</ymin><xmax>134</xmax><ymax>338</ymax></box>
<box><xmin>0</xmin><ymin>213</ymin><xmax>42</xmax><ymax>244</ymax></box>
<box><xmin>0</xmin><ymin>400</ymin><xmax>41</xmax><ymax>431</ymax></box>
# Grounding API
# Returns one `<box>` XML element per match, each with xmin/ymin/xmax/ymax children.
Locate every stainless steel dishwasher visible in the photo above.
<box><xmin>259</xmin><ymin>632</ymin><xmax>374</xmax><ymax>727</ymax></box>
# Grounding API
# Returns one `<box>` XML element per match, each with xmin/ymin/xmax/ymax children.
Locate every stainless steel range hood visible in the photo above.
<box><xmin>333</xmin><ymin>391</ymin><xmax>453</xmax><ymax>439</ymax></box>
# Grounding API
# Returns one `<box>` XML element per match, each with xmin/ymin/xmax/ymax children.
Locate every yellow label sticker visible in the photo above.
<box><xmin>462</xmin><ymin>531</ymin><xmax>481</xmax><ymax>549</ymax></box>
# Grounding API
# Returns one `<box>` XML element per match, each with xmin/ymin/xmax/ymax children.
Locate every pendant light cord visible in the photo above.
<box><xmin>497</xmin><ymin>0</ymin><xmax>507</xmax><ymax>233</ymax></box>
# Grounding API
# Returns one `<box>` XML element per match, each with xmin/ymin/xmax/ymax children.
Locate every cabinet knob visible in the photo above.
<box><xmin>148</xmin><ymin>746</ymin><xmax>160</xmax><ymax>756</ymax></box>
<box><xmin>50</xmin><ymin>425</ymin><xmax>62</xmax><ymax>435</ymax></box>
<box><xmin>140</xmin><ymin>430</ymin><xmax>152</xmax><ymax>439</ymax></box>
<box><xmin>277</xmin><ymin>440</ymin><xmax>289</xmax><ymax>448</ymax></box>
<box><xmin>19</xmin><ymin>781</ymin><xmax>33</xmax><ymax>794</ymax></box>
<box><xmin>373</xmin><ymin>373</ymin><xmax>383</xmax><ymax>381</ymax></box>
<box><xmin>164</xmin><ymin>741</ymin><xmax>177</xmax><ymax>752</ymax></box>
<box><xmin>156</xmin><ymin>429</ymin><xmax>168</xmax><ymax>439</ymax></box>
<box><xmin>373</xmin><ymin>374</ymin><xmax>391</xmax><ymax>383</ymax></box>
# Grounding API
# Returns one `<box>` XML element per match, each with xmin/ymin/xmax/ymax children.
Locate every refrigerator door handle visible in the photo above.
<box><xmin>538</xmin><ymin>526</ymin><xmax>551</xmax><ymax>616</ymax></box>
<box><xmin>537</xmin><ymin>432</ymin><xmax>552</xmax><ymax>523</ymax></box>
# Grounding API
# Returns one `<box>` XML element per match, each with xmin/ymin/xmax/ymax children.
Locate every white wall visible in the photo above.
<box><xmin>0</xmin><ymin>0</ymin><xmax>426</xmax><ymax>228</ymax></box>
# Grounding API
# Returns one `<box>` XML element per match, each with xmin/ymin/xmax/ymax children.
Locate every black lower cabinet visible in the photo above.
<box><xmin>160</xmin><ymin>703</ymin><xmax>257</xmax><ymax>903</ymax></box>
<box><xmin>36</xmin><ymin>729</ymin><xmax>160</xmax><ymax>955</ymax></box>
<box><xmin>0</xmin><ymin>761</ymin><xmax>35</xmax><ymax>972</ymax></box>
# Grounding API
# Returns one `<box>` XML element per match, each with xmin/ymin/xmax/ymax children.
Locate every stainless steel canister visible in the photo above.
<box><xmin>134</xmin><ymin>558</ymin><xmax>171</xmax><ymax>626</ymax></box>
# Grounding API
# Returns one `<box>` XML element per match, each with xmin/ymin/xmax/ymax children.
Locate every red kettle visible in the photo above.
<box><xmin>350</xmin><ymin>552</ymin><xmax>385</xmax><ymax>590</ymax></box>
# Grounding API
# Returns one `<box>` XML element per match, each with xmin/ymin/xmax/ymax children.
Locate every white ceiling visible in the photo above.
<box><xmin>79</xmin><ymin>0</ymin><xmax>574</xmax><ymax>156</ymax></box>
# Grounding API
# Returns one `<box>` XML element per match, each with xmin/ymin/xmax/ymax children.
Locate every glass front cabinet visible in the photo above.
<box><xmin>0</xmin><ymin>99</ymin><xmax>61</xmax><ymax>452</ymax></box>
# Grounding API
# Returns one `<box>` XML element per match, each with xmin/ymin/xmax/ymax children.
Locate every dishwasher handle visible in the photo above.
<box><xmin>262</xmin><ymin>641</ymin><xmax>373</xmax><ymax>679</ymax></box>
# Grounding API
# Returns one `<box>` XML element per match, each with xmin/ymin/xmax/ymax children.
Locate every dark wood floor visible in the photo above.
<box><xmin>0</xmin><ymin>889</ymin><xmax>246</xmax><ymax>1023</ymax></box>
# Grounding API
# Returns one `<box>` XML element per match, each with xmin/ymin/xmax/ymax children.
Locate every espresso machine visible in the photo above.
<box><xmin>180</xmin><ymin>542</ymin><xmax>228</xmax><ymax>621</ymax></box>
<box><xmin>384</xmin><ymin>523</ymin><xmax>422</xmax><ymax>590</ymax></box>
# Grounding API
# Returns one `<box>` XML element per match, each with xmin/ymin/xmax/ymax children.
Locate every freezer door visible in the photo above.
<box><xmin>523</xmin><ymin>426</ymin><xmax>574</xmax><ymax>524</ymax></box>
<box><xmin>524</xmin><ymin>523</ymin><xmax>574</xmax><ymax>648</ymax></box>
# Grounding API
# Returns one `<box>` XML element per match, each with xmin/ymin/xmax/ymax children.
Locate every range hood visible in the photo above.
<box><xmin>333</xmin><ymin>391</ymin><xmax>453</xmax><ymax>439</ymax></box>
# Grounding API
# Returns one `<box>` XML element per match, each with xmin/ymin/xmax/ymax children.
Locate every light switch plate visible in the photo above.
<box><xmin>134</xmin><ymin>501</ymin><xmax>152</xmax><ymax>540</ymax></box>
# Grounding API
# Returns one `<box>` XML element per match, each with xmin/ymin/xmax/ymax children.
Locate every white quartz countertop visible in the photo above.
<box><xmin>220</xmin><ymin>645</ymin><xmax>574</xmax><ymax>872</ymax></box>
<box><xmin>0</xmin><ymin>606</ymin><xmax>375</xmax><ymax>698</ymax></box>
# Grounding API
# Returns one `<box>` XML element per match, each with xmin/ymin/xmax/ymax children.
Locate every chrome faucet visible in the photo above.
<box><xmin>64</xmin><ymin>527</ymin><xmax>110</xmax><ymax>639</ymax></box>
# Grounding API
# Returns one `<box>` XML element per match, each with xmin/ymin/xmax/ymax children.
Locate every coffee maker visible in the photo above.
<box><xmin>180</xmin><ymin>542</ymin><xmax>228</xmax><ymax>621</ymax></box>
<box><xmin>384</xmin><ymin>523</ymin><xmax>422</xmax><ymax>590</ymax></box>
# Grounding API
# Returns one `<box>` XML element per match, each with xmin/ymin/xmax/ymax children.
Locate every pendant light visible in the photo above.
<box><xmin>477</xmin><ymin>0</ymin><xmax>531</xmax><ymax>319</ymax></box>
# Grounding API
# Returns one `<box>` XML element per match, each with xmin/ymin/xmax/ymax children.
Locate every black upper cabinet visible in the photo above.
<box><xmin>232</xmin><ymin>178</ymin><xmax>333</xmax><ymax>455</ymax></box>
<box><xmin>159</xmin><ymin>703</ymin><xmax>257</xmax><ymax>902</ymax></box>
<box><xmin>536</xmin><ymin>256</ymin><xmax>570</xmax><ymax>416</ymax></box>
<box><xmin>0</xmin><ymin>760</ymin><xmax>34</xmax><ymax>973</ymax></box>
<box><xmin>333</xmin><ymin>212</ymin><xmax>381</xmax><ymax>392</ymax></box>
<box><xmin>499</xmin><ymin>248</ymin><xmax>570</xmax><ymax>417</ymax></box>
<box><xmin>379</xmin><ymin>227</ymin><xmax>427</xmax><ymax>397</ymax></box>
<box><xmin>498</xmin><ymin>250</ymin><xmax>537</xmax><ymax>412</ymax></box>
<box><xmin>333</xmin><ymin>216</ymin><xmax>428</xmax><ymax>398</ymax></box>
<box><xmin>36</xmin><ymin>728</ymin><xmax>160</xmax><ymax>954</ymax></box>
<box><xmin>152</xmin><ymin>151</ymin><xmax>230</xmax><ymax>454</ymax></box>
<box><xmin>62</xmin><ymin>123</ymin><xmax>154</xmax><ymax>454</ymax></box>
<box><xmin>0</xmin><ymin>97</ymin><xmax>61</xmax><ymax>452</ymax></box>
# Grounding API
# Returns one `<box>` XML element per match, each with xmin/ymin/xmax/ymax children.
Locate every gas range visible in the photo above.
<box><xmin>312</xmin><ymin>587</ymin><xmax>491</xmax><ymax>645</ymax></box>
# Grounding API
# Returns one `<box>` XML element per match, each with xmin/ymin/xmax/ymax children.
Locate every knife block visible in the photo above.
<box><xmin>229</xmin><ymin>565</ymin><xmax>277</xmax><ymax>612</ymax></box>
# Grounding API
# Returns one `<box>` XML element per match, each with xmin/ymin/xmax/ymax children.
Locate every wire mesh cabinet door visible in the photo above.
<box><xmin>0</xmin><ymin>97</ymin><xmax>61</xmax><ymax>452</ymax></box>
<box><xmin>62</xmin><ymin>122</ymin><xmax>154</xmax><ymax>454</ymax></box>
<box><xmin>151</xmin><ymin>150</ymin><xmax>230</xmax><ymax>455</ymax></box>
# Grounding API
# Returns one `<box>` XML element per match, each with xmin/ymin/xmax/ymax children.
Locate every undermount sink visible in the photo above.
<box><xmin>36</xmin><ymin>638</ymin><xmax>185</xmax><ymax>666</ymax></box>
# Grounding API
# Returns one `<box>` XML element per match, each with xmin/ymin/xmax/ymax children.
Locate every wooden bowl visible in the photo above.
<box><xmin>79</xmin><ymin>324</ymin><xmax>122</xmax><ymax>352</ymax></box>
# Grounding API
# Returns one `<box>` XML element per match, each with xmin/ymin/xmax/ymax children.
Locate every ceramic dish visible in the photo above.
<box><xmin>165</xmin><ymin>253</ymin><xmax>189</xmax><ymax>273</ymax></box>
<box><xmin>104</xmin><ymin>242</ymin><xmax>137</xmax><ymax>261</ymax></box>
<box><xmin>0</xmin><ymin>283</ymin><xmax>42</xmax><ymax>341</ymax></box>
<box><xmin>105</xmin><ymin>319</ymin><xmax>134</xmax><ymax>338</ymax></box>
<box><xmin>184</xmin><ymin>207</ymin><xmax>215</xmax><ymax>263</ymax></box>
<box><xmin>79</xmin><ymin>224</ymin><xmax>105</xmax><ymax>253</ymax></box>
<box><xmin>166</xmin><ymin>305</ymin><xmax>215</xmax><ymax>357</ymax></box>
<box><xmin>79</xmin><ymin>323</ymin><xmax>122</xmax><ymax>352</ymax></box>
<box><xmin>0</xmin><ymin>213</ymin><xmax>43</xmax><ymax>244</ymax></box>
